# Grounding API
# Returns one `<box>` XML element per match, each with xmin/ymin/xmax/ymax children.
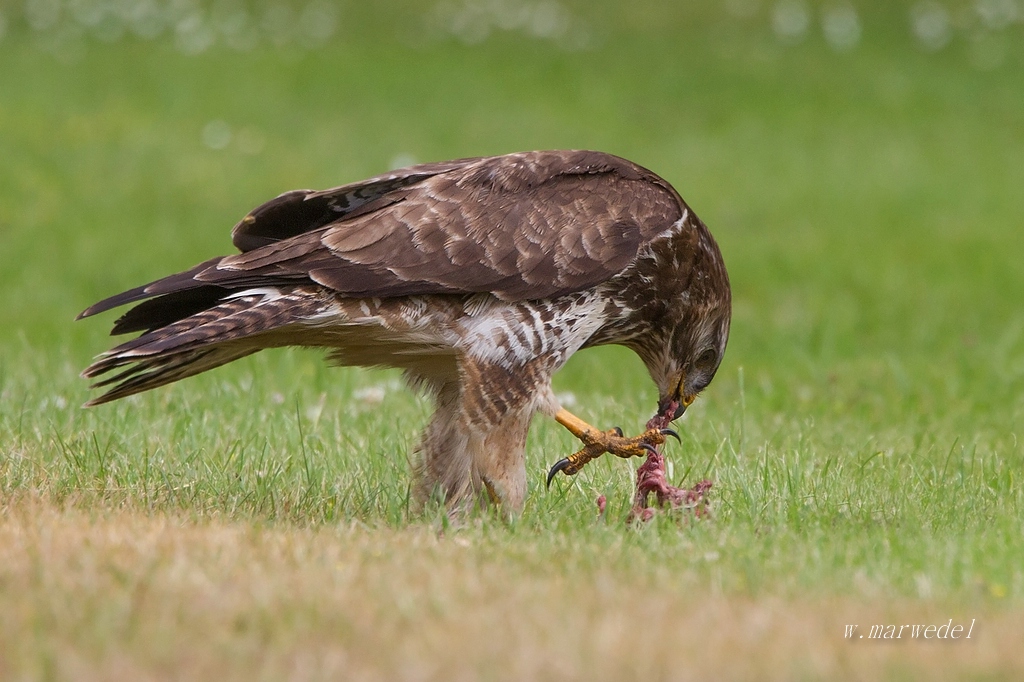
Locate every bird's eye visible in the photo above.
<box><xmin>695</xmin><ymin>348</ymin><xmax>717</xmax><ymax>372</ymax></box>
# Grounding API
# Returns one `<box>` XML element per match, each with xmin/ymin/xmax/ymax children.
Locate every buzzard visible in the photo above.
<box><xmin>78</xmin><ymin>150</ymin><xmax>731</xmax><ymax>514</ymax></box>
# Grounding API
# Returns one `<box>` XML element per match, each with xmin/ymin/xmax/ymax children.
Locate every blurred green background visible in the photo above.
<box><xmin>1</xmin><ymin>0</ymin><xmax>1022</xmax><ymax>510</ymax></box>
<box><xmin>2</xmin><ymin>4</ymin><xmax>1024</xmax><ymax>676</ymax></box>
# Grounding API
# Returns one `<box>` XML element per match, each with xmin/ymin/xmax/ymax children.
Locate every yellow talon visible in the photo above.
<box><xmin>546</xmin><ymin>408</ymin><xmax>676</xmax><ymax>486</ymax></box>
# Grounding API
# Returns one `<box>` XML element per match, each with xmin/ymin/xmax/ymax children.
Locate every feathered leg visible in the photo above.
<box><xmin>411</xmin><ymin>380</ymin><xmax>476</xmax><ymax>512</ymax></box>
<box><xmin>411</xmin><ymin>358</ymin><xmax>540</xmax><ymax>516</ymax></box>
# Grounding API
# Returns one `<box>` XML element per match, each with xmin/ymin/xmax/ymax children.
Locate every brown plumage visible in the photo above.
<box><xmin>79</xmin><ymin>150</ymin><xmax>731</xmax><ymax>514</ymax></box>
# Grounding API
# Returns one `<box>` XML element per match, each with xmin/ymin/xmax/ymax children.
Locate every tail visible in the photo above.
<box><xmin>80</xmin><ymin>285</ymin><xmax>330</xmax><ymax>406</ymax></box>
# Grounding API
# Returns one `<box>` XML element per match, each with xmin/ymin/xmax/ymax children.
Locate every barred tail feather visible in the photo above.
<box><xmin>82</xmin><ymin>286</ymin><xmax>329</xmax><ymax>405</ymax></box>
<box><xmin>82</xmin><ymin>347</ymin><xmax>258</xmax><ymax>406</ymax></box>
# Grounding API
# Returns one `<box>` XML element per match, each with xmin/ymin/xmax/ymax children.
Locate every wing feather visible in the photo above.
<box><xmin>80</xmin><ymin>150</ymin><xmax>685</xmax><ymax>323</ymax></box>
<box><xmin>229</xmin><ymin>158</ymin><xmax>483</xmax><ymax>251</ymax></box>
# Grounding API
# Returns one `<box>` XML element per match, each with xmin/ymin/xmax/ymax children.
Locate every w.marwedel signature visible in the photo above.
<box><xmin>845</xmin><ymin>619</ymin><xmax>976</xmax><ymax>640</ymax></box>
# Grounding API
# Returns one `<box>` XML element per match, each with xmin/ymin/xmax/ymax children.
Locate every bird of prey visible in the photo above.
<box><xmin>78</xmin><ymin>150</ymin><xmax>731</xmax><ymax>514</ymax></box>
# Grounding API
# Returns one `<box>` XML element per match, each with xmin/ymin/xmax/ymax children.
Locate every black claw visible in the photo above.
<box><xmin>660</xmin><ymin>428</ymin><xmax>680</xmax><ymax>442</ymax></box>
<box><xmin>612</xmin><ymin>426</ymin><xmax>624</xmax><ymax>437</ymax></box>
<box><xmin>546</xmin><ymin>458</ymin><xmax>571</xmax><ymax>488</ymax></box>
<box><xmin>641</xmin><ymin>443</ymin><xmax>660</xmax><ymax>456</ymax></box>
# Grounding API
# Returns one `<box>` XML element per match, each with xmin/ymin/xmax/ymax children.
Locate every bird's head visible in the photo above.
<box><xmin>646</xmin><ymin>300</ymin><xmax>731</xmax><ymax>423</ymax></box>
<box><xmin>634</xmin><ymin>215</ymin><xmax>733</xmax><ymax>421</ymax></box>
<box><xmin>608</xmin><ymin>203</ymin><xmax>732</xmax><ymax>425</ymax></box>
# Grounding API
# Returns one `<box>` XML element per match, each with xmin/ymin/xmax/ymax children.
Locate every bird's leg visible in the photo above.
<box><xmin>546</xmin><ymin>408</ymin><xmax>678</xmax><ymax>486</ymax></box>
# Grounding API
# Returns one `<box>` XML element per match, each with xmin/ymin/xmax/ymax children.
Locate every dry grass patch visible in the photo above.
<box><xmin>0</xmin><ymin>499</ymin><xmax>1020</xmax><ymax>681</ymax></box>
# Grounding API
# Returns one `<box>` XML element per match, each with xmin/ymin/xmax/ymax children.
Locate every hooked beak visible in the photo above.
<box><xmin>658</xmin><ymin>371</ymin><xmax>696</xmax><ymax>421</ymax></box>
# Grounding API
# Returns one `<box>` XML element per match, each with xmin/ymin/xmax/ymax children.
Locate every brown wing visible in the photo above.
<box><xmin>216</xmin><ymin>150</ymin><xmax>685</xmax><ymax>300</ymax></box>
<box><xmin>79</xmin><ymin>150</ymin><xmax>684</xmax><ymax>323</ymax></box>
<box><xmin>229</xmin><ymin>157</ymin><xmax>479</xmax><ymax>252</ymax></box>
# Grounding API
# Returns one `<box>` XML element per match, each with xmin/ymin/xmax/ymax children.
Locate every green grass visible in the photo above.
<box><xmin>1</xmin><ymin>2</ymin><xmax>1024</xmax><ymax>679</ymax></box>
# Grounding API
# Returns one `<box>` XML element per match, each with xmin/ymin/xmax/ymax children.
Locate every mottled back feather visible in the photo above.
<box><xmin>79</xmin><ymin>151</ymin><xmax>685</xmax><ymax>327</ymax></box>
<box><xmin>224</xmin><ymin>150</ymin><xmax>683</xmax><ymax>301</ymax></box>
